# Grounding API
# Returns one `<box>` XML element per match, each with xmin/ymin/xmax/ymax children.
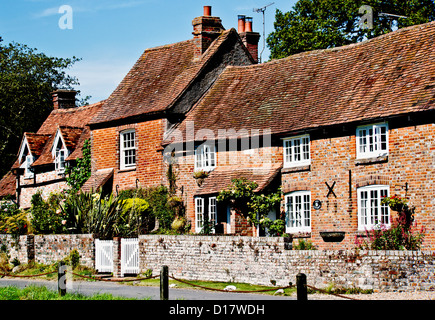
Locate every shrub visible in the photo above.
<box><xmin>217</xmin><ymin>178</ymin><xmax>282</xmax><ymax>234</ymax></box>
<box><xmin>30</xmin><ymin>191</ymin><xmax>72</xmax><ymax>234</ymax></box>
<box><xmin>355</xmin><ymin>195</ymin><xmax>425</xmax><ymax>250</ymax></box>
<box><xmin>293</xmin><ymin>239</ymin><xmax>317</xmax><ymax>250</ymax></box>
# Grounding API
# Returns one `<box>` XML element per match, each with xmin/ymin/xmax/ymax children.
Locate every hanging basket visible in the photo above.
<box><xmin>319</xmin><ymin>231</ymin><xmax>345</xmax><ymax>243</ymax></box>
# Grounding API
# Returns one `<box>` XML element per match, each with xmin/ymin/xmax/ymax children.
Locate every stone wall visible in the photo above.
<box><xmin>0</xmin><ymin>234</ymin><xmax>94</xmax><ymax>268</ymax></box>
<box><xmin>139</xmin><ymin>234</ymin><xmax>435</xmax><ymax>292</ymax></box>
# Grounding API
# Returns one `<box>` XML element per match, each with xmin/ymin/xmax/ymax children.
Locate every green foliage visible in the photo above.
<box><xmin>0</xmin><ymin>39</ymin><xmax>86</xmax><ymax>178</ymax></box>
<box><xmin>30</xmin><ymin>191</ymin><xmax>72</xmax><ymax>234</ymax></box>
<box><xmin>120</xmin><ymin>186</ymin><xmax>175</xmax><ymax>232</ymax></box>
<box><xmin>62</xmin><ymin>249</ymin><xmax>80</xmax><ymax>269</ymax></box>
<box><xmin>0</xmin><ymin>285</ymin><xmax>143</xmax><ymax>300</ymax></box>
<box><xmin>0</xmin><ymin>201</ymin><xmax>28</xmax><ymax>237</ymax></box>
<box><xmin>267</xmin><ymin>0</ymin><xmax>435</xmax><ymax>59</ymax></box>
<box><xmin>60</xmin><ymin>191</ymin><xmax>125</xmax><ymax>239</ymax></box>
<box><xmin>217</xmin><ymin>178</ymin><xmax>282</xmax><ymax>234</ymax></box>
<box><xmin>355</xmin><ymin>195</ymin><xmax>425</xmax><ymax>250</ymax></box>
<box><xmin>293</xmin><ymin>239</ymin><xmax>317</xmax><ymax>250</ymax></box>
<box><xmin>65</xmin><ymin>139</ymin><xmax>91</xmax><ymax>193</ymax></box>
<box><xmin>261</xmin><ymin>218</ymin><xmax>285</xmax><ymax>237</ymax></box>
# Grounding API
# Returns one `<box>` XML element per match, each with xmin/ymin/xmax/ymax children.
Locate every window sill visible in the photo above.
<box><xmin>119</xmin><ymin>167</ymin><xmax>136</xmax><ymax>173</ymax></box>
<box><xmin>355</xmin><ymin>155</ymin><xmax>388</xmax><ymax>166</ymax></box>
<box><xmin>281</xmin><ymin>164</ymin><xmax>310</xmax><ymax>173</ymax></box>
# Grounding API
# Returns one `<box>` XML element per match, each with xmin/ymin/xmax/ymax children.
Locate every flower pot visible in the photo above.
<box><xmin>319</xmin><ymin>231</ymin><xmax>345</xmax><ymax>243</ymax></box>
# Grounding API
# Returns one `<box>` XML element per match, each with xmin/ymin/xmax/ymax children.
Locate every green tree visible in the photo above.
<box><xmin>0</xmin><ymin>37</ymin><xmax>85</xmax><ymax>178</ymax></box>
<box><xmin>267</xmin><ymin>0</ymin><xmax>435</xmax><ymax>59</ymax></box>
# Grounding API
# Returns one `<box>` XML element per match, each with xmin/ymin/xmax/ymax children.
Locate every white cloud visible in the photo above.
<box><xmin>33</xmin><ymin>6</ymin><xmax>59</xmax><ymax>18</ymax></box>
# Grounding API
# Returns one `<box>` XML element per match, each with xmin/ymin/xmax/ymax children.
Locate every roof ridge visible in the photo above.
<box><xmin>142</xmin><ymin>38</ymin><xmax>194</xmax><ymax>53</ymax></box>
<box><xmin>224</xmin><ymin>20</ymin><xmax>435</xmax><ymax>72</ymax></box>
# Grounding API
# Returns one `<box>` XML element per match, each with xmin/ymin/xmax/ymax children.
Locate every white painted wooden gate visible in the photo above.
<box><xmin>121</xmin><ymin>238</ymin><xmax>139</xmax><ymax>276</ymax></box>
<box><xmin>95</xmin><ymin>239</ymin><xmax>113</xmax><ymax>273</ymax></box>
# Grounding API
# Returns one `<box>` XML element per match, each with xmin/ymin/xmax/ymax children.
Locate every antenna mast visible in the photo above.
<box><xmin>253</xmin><ymin>2</ymin><xmax>274</xmax><ymax>63</ymax></box>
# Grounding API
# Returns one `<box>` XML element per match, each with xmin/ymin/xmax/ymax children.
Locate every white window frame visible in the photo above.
<box><xmin>285</xmin><ymin>191</ymin><xmax>311</xmax><ymax>233</ymax></box>
<box><xmin>55</xmin><ymin>149</ymin><xmax>67</xmax><ymax>174</ymax></box>
<box><xmin>356</xmin><ymin>123</ymin><xmax>388</xmax><ymax>159</ymax></box>
<box><xmin>208</xmin><ymin>197</ymin><xmax>217</xmax><ymax>230</ymax></box>
<box><xmin>195</xmin><ymin>196</ymin><xmax>217</xmax><ymax>233</ymax></box>
<box><xmin>194</xmin><ymin>143</ymin><xmax>216</xmax><ymax>171</ymax></box>
<box><xmin>283</xmin><ymin>134</ymin><xmax>310</xmax><ymax>168</ymax></box>
<box><xmin>195</xmin><ymin>197</ymin><xmax>205</xmax><ymax>233</ymax></box>
<box><xmin>24</xmin><ymin>155</ymin><xmax>34</xmax><ymax>179</ymax></box>
<box><xmin>120</xmin><ymin>129</ymin><xmax>137</xmax><ymax>170</ymax></box>
<box><xmin>357</xmin><ymin>185</ymin><xmax>390</xmax><ymax>231</ymax></box>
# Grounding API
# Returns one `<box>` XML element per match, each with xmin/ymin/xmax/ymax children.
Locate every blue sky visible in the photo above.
<box><xmin>1</xmin><ymin>0</ymin><xmax>298</xmax><ymax>104</ymax></box>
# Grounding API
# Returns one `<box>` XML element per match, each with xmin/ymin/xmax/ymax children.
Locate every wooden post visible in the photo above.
<box><xmin>296</xmin><ymin>273</ymin><xmax>307</xmax><ymax>301</ymax></box>
<box><xmin>58</xmin><ymin>261</ymin><xmax>66</xmax><ymax>297</ymax></box>
<box><xmin>160</xmin><ymin>265</ymin><xmax>169</xmax><ymax>300</ymax></box>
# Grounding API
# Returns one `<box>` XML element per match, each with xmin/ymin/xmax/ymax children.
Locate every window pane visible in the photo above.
<box><xmin>302</xmin><ymin>137</ymin><xmax>309</xmax><ymax>160</ymax></box>
<box><xmin>293</xmin><ymin>139</ymin><xmax>301</xmax><ymax>162</ymax></box>
<box><xmin>303</xmin><ymin>194</ymin><xmax>310</xmax><ymax>227</ymax></box>
<box><xmin>360</xmin><ymin>191</ymin><xmax>368</xmax><ymax>226</ymax></box>
<box><xmin>209</xmin><ymin>197</ymin><xmax>217</xmax><ymax>225</ymax></box>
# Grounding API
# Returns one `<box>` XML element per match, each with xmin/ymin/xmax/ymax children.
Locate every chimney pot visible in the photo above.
<box><xmin>245</xmin><ymin>17</ymin><xmax>253</xmax><ymax>32</ymax></box>
<box><xmin>203</xmin><ymin>6</ymin><xmax>211</xmax><ymax>16</ymax></box>
<box><xmin>238</xmin><ymin>15</ymin><xmax>246</xmax><ymax>33</ymax></box>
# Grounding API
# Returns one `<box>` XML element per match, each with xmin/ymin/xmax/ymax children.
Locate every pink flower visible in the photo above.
<box><xmin>61</xmin><ymin>220</ymin><xmax>66</xmax><ymax>225</ymax></box>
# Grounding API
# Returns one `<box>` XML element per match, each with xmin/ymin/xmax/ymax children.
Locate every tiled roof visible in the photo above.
<box><xmin>37</xmin><ymin>101</ymin><xmax>104</xmax><ymax>135</ymax></box>
<box><xmin>170</xmin><ymin>21</ymin><xmax>435</xmax><ymax>143</ymax></box>
<box><xmin>25</xmin><ymin>133</ymin><xmax>50</xmax><ymax>157</ymax></box>
<box><xmin>195</xmin><ymin>164</ymin><xmax>282</xmax><ymax>196</ymax></box>
<box><xmin>81</xmin><ymin>168</ymin><xmax>114</xmax><ymax>193</ymax></box>
<box><xmin>89</xmin><ymin>29</ymin><xmax>243</xmax><ymax>126</ymax></box>
<box><xmin>30</xmin><ymin>101</ymin><xmax>103</xmax><ymax>167</ymax></box>
<box><xmin>0</xmin><ymin>171</ymin><xmax>16</xmax><ymax>199</ymax></box>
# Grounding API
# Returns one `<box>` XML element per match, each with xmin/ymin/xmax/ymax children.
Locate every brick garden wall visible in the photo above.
<box><xmin>139</xmin><ymin>234</ymin><xmax>435</xmax><ymax>292</ymax></box>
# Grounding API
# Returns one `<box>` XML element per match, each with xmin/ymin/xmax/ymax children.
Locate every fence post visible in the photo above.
<box><xmin>160</xmin><ymin>265</ymin><xmax>169</xmax><ymax>300</ymax></box>
<box><xmin>58</xmin><ymin>261</ymin><xmax>66</xmax><ymax>297</ymax></box>
<box><xmin>296</xmin><ymin>273</ymin><xmax>307</xmax><ymax>301</ymax></box>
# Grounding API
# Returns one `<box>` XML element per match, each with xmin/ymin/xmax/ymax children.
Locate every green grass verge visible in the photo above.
<box><xmin>0</xmin><ymin>285</ymin><xmax>148</xmax><ymax>300</ymax></box>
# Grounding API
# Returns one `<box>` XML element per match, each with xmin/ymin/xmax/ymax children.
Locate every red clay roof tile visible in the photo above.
<box><xmin>170</xmin><ymin>21</ymin><xmax>435</xmax><ymax>143</ymax></box>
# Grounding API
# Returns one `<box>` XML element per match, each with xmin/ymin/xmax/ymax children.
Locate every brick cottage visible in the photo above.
<box><xmin>0</xmin><ymin>6</ymin><xmax>434</xmax><ymax>250</ymax></box>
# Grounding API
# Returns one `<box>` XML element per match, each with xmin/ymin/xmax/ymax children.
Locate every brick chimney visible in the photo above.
<box><xmin>52</xmin><ymin>89</ymin><xmax>77</xmax><ymax>110</ymax></box>
<box><xmin>238</xmin><ymin>16</ymin><xmax>260</xmax><ymax>63</ymax></box>
<box><xmin>192</xmin><ymin>6</ymin><xmax>225</xmax><ymax>60</ymax></box>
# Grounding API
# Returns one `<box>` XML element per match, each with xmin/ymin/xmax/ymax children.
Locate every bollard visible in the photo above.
<box><xmin>160</xmin><ymin>265</ymin><xmax>169</xmax><ymax>300</ymax></box>
<box><xmin>58</xmin><ymin>261</ymin><xmax>66</xmax><ymax>297</ymax></box>
<box><xmin>296</xmin><ymin>273</ymin><xmax>307</xmax><ymax>301</ymax></box>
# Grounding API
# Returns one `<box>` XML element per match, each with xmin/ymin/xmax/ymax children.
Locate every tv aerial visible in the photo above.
<box><xmin>253</xmin><ymin>2</ymin><xmax>274</xmax><ymax>63</ymax></box>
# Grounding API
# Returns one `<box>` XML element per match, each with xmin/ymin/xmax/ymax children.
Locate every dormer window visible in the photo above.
<box><xmin>55</xmin><ymin>149</ymin><xmax>67</xmax><ymax>174</ymax></box>
<box><xmin>25</xmin><ymin>155</ymin><xmax>34</xmax><ymax>179</ymax></box>
<box><xmin>356</xmin><ymin>123</ymin><xmax>388</xmax><ymax>159</ymax></box>
<box><xmin>18</xmin><ymin>138</ymin><xmax>34</xmax><ymax>179</ymax></box>
<box><xmin>52</xmin><ymin>129</ymin><xmax>69</xmax><ymax>174</ymax></box>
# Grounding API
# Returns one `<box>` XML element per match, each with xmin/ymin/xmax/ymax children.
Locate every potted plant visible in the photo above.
<box><xmin>193</xmin><ymin>170</ymin><xmax>209</xmax><ymax>186</ymax></box>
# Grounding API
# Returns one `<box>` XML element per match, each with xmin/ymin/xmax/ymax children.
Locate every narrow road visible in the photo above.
<box><xmin>0</xmin><ymin>278</ymin><xmax>295</xmax><ymax>300</ymax></box>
